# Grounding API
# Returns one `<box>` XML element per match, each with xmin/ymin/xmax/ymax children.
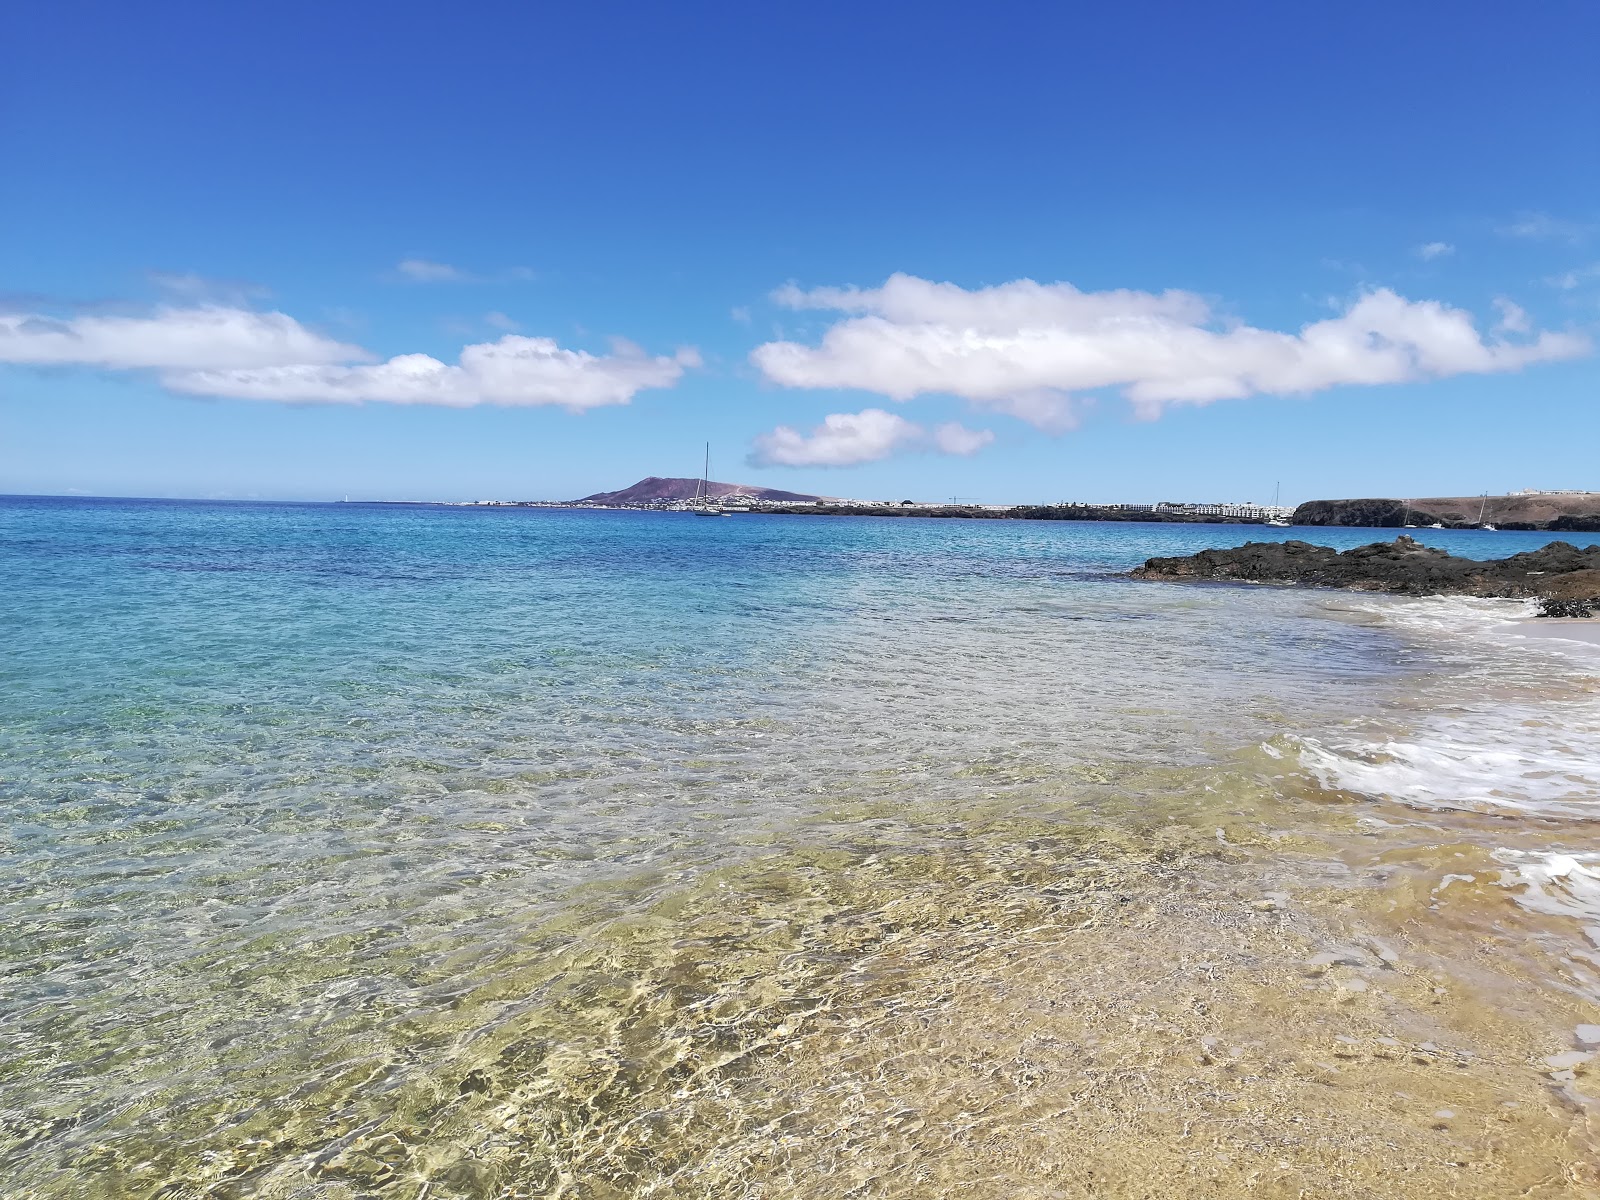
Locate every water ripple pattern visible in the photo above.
<box><xmin>0</xmin><ymin>497</ymin><xmax>1583</xmax><ymax>1194</ymax></box>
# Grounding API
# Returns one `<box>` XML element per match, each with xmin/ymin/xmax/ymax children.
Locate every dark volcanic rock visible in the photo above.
<box><xmin>1131</xmin><ymin>536</ymin><xmax>1600</xmax><ymax>617</ymax></box>
<box><xmin>1539</xmin><ymin>570</ymin><xmax>1600</xmax><ymax>618</ymax></box>
<box><xmin>1291</xmin><ymin>499</ymin><xmax>1417</xmax><ymax>528</ymax></box>
<box><xmin>1293</xmin><ymin>492</ymin><xmax>1600</xmax><ymax>530</ymax></box>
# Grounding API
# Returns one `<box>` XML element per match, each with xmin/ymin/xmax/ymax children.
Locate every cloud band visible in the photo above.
<box><xmin>751</xmin><ymin>274</ymin><xmax>1589</xmax><ymax>425</ymax></box>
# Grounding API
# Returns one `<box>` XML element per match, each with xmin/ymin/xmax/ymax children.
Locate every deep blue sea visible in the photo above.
<box><xmin>4</xmin><ymin>497</ymin><xmax>1597</xmax><ymax>1198</ymax></box>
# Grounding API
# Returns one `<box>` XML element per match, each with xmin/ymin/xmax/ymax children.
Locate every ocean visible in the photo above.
<box><xmin>3</xmin><ymin>496</ymin><xmax>1597</xmax><ymax>1198</ymax></box>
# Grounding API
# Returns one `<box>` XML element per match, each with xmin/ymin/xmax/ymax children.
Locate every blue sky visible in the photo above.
<box><xmin>2</xmin><ymin>0</ymin><xmax>1596</xmax><ymax>504</ymax></box>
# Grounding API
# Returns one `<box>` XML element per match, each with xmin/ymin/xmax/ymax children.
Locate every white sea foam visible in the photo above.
<box><xmin>1299</xmin><ymin>728</ymin><xmax>1600</xmax><ymax>818</ymax></box>
<box><xmin>1297</xmin><ymin>595</ymin><xmax>1600</xmax><ymax>820</ymax></box>
<box><xmin>1493</xmin><ymin>849</ymin><xmax>1600</xmax><ymax>948</ymax></box>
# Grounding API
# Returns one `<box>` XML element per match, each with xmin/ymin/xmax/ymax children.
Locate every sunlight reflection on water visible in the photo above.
<box><xmin>3</xmin><ymin>499</ymin><xmax>1595</xmax><ymax>1197</ymax></box>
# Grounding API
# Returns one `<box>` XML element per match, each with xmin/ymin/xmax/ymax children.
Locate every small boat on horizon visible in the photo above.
<box><xmin>1265</xmin><ymin>482</ymin><xmax>1290</xmax><ymax>527</ymax></box>
<box><xmin>689</xmin><ymin>443</ymin><xmax>729</xmax><ymax>516</ymax></box>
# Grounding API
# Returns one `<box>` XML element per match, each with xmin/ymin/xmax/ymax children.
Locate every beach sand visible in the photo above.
<box><xmin>1501</xmin><ymin>618</ymin><xmax>1600</xmax><ymax>650</ymax></box>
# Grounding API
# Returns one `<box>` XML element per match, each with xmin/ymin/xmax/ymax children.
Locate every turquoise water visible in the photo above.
<box><xmin>1</xmin><ymin>498</ymin><xmax>1589</xmax><ymax>1197</ymax></box>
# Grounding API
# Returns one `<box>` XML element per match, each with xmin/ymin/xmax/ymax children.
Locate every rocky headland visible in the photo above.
<box><xmin>1133</xmin><ymin>536</ymin><xmax>1600</xmax><ymax>617</ymax></box>
<box><xmin>1292</xmin><ymin>491</ymin><xmax>1600</xmax><ymax>532</ymax></box>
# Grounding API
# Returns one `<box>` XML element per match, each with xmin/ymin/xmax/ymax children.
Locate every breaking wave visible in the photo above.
<box><xmin>1295</xmin><ymin>596</ymin><xmax>1600</xmax><ymax>819</ymax></box>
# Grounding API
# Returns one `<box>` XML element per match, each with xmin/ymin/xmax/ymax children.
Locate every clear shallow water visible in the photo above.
<box><xmin>3</xmin><ymin>498</ymin><xmax>1597</xmax><ymax>1198</ymax></box>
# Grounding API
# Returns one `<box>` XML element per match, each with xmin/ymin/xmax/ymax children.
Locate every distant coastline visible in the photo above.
<box><xmin>761</xmin><ymin>502</ymin><xmax>1272</xmax><ymax>524</ymax></box>
<box><xmin>350</xmin><ymin>485</ymin><xmax>1600</xmax><ymax>532</ymax></box>
<box><xmin>379</xmin><ymin>499</ymin><xmax>1288</xmax><ymax>525</ymax></box>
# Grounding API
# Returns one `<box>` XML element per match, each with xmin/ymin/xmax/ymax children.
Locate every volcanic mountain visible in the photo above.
<box><xmin>575</xmin><ymin>477</ymin><xmax>823</xmax><ymax>505</ymax></box>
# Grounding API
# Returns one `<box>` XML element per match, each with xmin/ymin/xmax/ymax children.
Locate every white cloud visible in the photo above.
<box><xmin>979</xmin><ymin>390</ymin><xmax>1086</xmax><ymax>433</ymax></box>
<box><xmin>1547</xmin><ymin>263</ymin><xmax>1600</xmax><ymax>290</ymax></box>
<box><xmin>165</xmin><ymin>336</ymin><xmax>698</xmax><ymax>410</ymax></box>
<box><xmin>932</xmin><ymin>421</ymin><xmax>995</xmax><ymax>455</ymax></box>
<box><xmin>395</xmin><ymin>258</ymin><xmax>470</xmax><ymax>283</ymax></box>
<box><xmin>149</xmin><ymin>271</ymin><xmax>272</xmax><ymax>302</ymax></box>
<box><xmin>1499</xmin><ymin>213</ymin><xmax>1595</xmax><ymax>244</ymax></box>
<box><xmin>1414</xmin><ymin>242</ymin><xmax>1455</xmax><ymax>260</ymax></box>
<box><xmin>0</xmin><ymin>305</ymin><xmax>361</xmax><ymax>370</ymax></box>
<box><xmin>0</xmin><ymin>300</ymin><xmax>693</xmax><ymax>411</ymax></box>
<box><xmin>750</xmin><ymin>409</ymin><xmax>923</xmax><ymax>466</ymax></box>
<box><xmin>752</xmin><ymin>273</ymin><xmax>1589</xmax><ymax>425</ymax></box>
<box><xmin>1493</xmin><ymin>298</ymin><xmax>1531</xmax><ymax>334</ymax></box>
<box><xmin>484</xmin><ymin>310</ymin><xmax>519</xmax><ymax>331</ymax></box>
<box><xmin>749</xmin><ymin>408</ymin><xmax>994</xmax><ymax>467</ymax></box>
<box><xmin>392</xmin><ymin>260</ymin><xmax>536</xmax><ymax>284</ymax></box>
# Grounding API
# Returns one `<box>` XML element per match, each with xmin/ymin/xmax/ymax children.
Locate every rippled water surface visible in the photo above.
<box><xmin>3</xmin><ymin>498</ymin><xmax>1597</xmax><ymax>1198</ymax></box>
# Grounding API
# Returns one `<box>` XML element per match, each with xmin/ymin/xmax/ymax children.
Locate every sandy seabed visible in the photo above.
<box><xmin>117</xmin><ymin>772</ymin><xmax>1600</xmax><ymax>1200</ymax></box>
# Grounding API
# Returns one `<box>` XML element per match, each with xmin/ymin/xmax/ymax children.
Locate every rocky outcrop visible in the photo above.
<box><xmin>1292</xmin><ymin>493</ymin><xmax>1600</xmax><ymax>531</ymax></box>
<box><xmin>1132</xmin><ymin>536</ymin><xmax>1600</xmax><ymax>617</ymax></box>
<box><xmin>1290</xmin><ymin>499</ymin><xmax>1426</xmax><ymax>528</ymax></box>
<box><xmin>1539</xmin><ymin>569</ymin><xmax>1600</xmax><ymax>618</ymax></box>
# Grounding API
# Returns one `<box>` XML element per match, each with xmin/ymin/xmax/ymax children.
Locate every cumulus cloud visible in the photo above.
<box><xmin>752</xmin><ymin>273</ymin><xmax>1589</xmax><ymax>425</ymax></box>
<box><xmin>0</xmin><ymin>300</ymin><xmax>693</xmax><ymax>411</ymax></box>
<box><xmin>166</xmin><ymin>336</ymin><xmax>698</xmax><ymax>410</ymax></box>
<box><xmin>0</xmin><ymin>305</ymin><xmax>362</xmax><ymax>370</ymax></box>
<box><xmin>1414</xmin><ymin>242</ymin><xmax>1455</xmax><ymax>260</ymax></box>
<box><xmin>932</xmin><ymin>421</ymin><xmax>995</xmax><ymax>455</ymax></box>
<box><xmin>749</xmin><ymin>408</ymin><xmax>992</xmax><ymax>467</ymax></box>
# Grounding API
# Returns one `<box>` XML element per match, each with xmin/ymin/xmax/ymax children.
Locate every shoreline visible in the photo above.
<box><xmin>1500</xmin><ymin>617</ymin><xmax>1600</xmax><ymax>649</ymax></box>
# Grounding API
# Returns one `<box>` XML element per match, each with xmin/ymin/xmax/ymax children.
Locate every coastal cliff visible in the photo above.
<box><xmin>1133</xmin><ymin>536</ymin><xmax>1600</xmax><ymax>617</ymax></box>
<box><xmin>1292</xmin><ymin>492</ymin><xmax>1600</xmax><ymax>531</ymax></box>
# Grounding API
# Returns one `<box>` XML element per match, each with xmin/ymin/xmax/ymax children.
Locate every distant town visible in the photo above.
<box><xmin>380</xmin><ymin>479</ymin><xmax>1600</xmax><ymax>532</ymax></box>
<box><xmin>428</xmin><ymin>476</ymin><xmax>1296</xmax><ymax>524</ymax></box>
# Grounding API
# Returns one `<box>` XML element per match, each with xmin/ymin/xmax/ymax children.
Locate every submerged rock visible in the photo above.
<box><xmin>1131</xmin><ymin>536</ymin><xmax>1600</xmax><ymax>617</ymax></box>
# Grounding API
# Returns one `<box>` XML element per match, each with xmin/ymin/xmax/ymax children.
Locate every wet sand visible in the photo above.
<box><xmin>1502</xmin><ymin>618</ymin><xmax>1600</xmax><ymax>650</ymax></box>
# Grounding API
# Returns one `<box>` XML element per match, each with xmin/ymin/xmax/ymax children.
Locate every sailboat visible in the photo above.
<box><xmin>1476</xmin><ymin>492</ymin><xmax>1497</xmax><ymax>530</ymax></box>
<box><xmin>689</xmin><ymin>443</ymin><xmax>728</xmax><ymax>517</ymax></box>
<box><xmin>1265</xmin><ymin>481</ymin><xmax>1290</xmax><ymax>527</ymax></box>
